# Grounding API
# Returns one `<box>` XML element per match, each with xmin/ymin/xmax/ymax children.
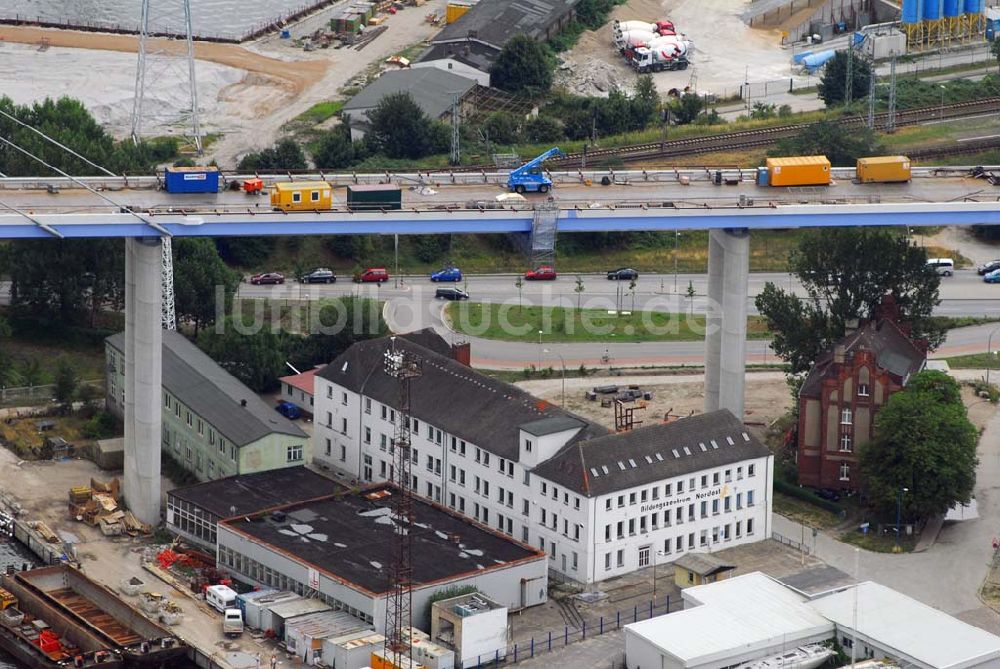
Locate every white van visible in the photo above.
<box><xmin>223</xmin><ymin>608</ymin><xmax>244</xmax><ymax>637</ymax></box>
<box><xmin>927</xmin><ymin>258</ymin><xmax>954</xmax><ymax>277</ymax></box>
<box><xmin>206</xmin><ymin>585</ymin><xmax>238</xmax><ymax>613</ymax></box>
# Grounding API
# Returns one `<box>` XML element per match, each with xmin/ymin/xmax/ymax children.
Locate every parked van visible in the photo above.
<box><xmin>206</xmin><ymin>585</ymin><xmax>238</xmax><ymax>613</ymax></box>
<box><xmin>354</xmin><ymin>267</ymin><xmax>389</xmax><ymax>283</ymax></box>
<box><xmin>927</xmin><ymin>258</ymin><xmax>954</xmax><ymax>277</ymax></box>
<box><xmin>223</xmin><ymin>608</ymin><xmax>244</xmax><ymax>637</ymax></box>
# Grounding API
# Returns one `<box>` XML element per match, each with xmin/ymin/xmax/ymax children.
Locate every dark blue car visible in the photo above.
<box><xmin>275</xmin><ymin>401</ymin><xmax>301</xmax><ymax>420</ymax></box>
<box><xmin>431</xmin><ymin>266</ymin><xmax>462</xmax><ymax>282</ymax></box>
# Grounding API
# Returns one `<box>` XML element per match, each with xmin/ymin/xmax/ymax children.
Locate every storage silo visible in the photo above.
<box><xmin>943</xmin><ymin>0</ymin><xmax>961</xmax><ymax>38</ymax></box>
<box><xmin>902</xmin><ymin>0</ymin><xmax>923</xmax><ymax>45</ymax></box>
<box><xmin>923</xmin><ymin>0</ymin><xmax>944</xmax><ymax>43</ymax></box>
<box><xmin>964</xmin><ymin>0</ymin><xmax>985</xmax><ymax>34</ymax></box>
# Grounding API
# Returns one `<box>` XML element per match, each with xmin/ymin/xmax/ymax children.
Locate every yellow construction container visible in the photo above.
<box><xmin>0</xmin><ymin>588</ymin><xmax>17</xmax><ymax>610</ymax></box>
<box><xmin>446</xmin><ymin>2</ymin><xmax>472</xmax><ymax>22</ymax></box>
<box><xmin>765</xmin><ymin>155</ymin><xmax>831</xmax><ymax>187</ymax></box>
<box><xmin>270</xmin><ymin>181</ymin><xmax>333</xmax><ymax>212</ymax></box>
<box><xmin>856</xmin><ymin>155</ymin><xmax>911</xmax><ymax>183</ymax></box>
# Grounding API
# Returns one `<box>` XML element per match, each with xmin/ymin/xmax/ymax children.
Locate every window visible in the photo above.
<box><xmin>712</xmin><ymin>499</ymin><xmax>719</xmax><ymax>515</ymax></box>
<box><xmin>724</xmin><ymin>496</ymin><xmax>731</xmax><ymax>513</ymax></box>
<box><xmin>197</xmin><ymin>419</ymin><xmax>204</xmax><ymax>436</ymax></box>
<box><xmin>638</xmin><ymin>546</ymin><xmax>650</xmax><ymax>568</ymax></box>
<box><xmin>287</xmin><ymin>445</ymin><xmax>303</xmax><ymax>462</ymax></box>
<box><xmin>325</xmin><ymin>411</ymin><xmax>332</xmax><ymax>427</ymax></box>
<box><xmin>340</xmin><ymin>445</ymin><xmax>346</xmax><ymax>462</ymax></box>
<box><xmin>326</xmin><ymin>387</ymin><xmax>333</xmax><ymax>399</ymax></box>
<box><xmin>677</xmin><ymin>480</ymin><xmax>684</xmax><ymax>493</ymax></box>
<box><xmin>450</xmin><ymin>465</ymin><xmax>457</xmax><ymax>482</ymax></box>
<box><xmin>841</xmin><ymin>407</ymin><xmax>852</xmax><ymax>424</ymax></box>
<box><xmin>748</xmin><ymin>464</ymin><xmax>756</xmax><ymax>477</ymax></box>
<box><xmin>524</xmin><ymin>500</ymin><xmax>530</xmax><ymax>516</ymax></box>
<box><xmin>450</xmin><ymin>437</ymin><xmax>457</xmax><ymax>452</ymax></box>
<box><xmin>606</xmin><ymin>499</ymin><xmax>612</xmax><ymax>511</ymax></box>
<box><xmin>460</xmin><ymin>441</ymin><xmax>466</xmax><ymax>456</ymax></box>
<box><xmin>617</xmin><ymin>521</ymin><xmax>624</xmax><ymax>539</ymax></box>
<box><xmin>165</xmin><ymin>394</ymin><xmax>171</xmax><ymax>409</ymax></box>
<box><xmin>363</xmin><ymin>455</ymin><xmax>372</xmax><ymax>481</ymax></box>
<box><xmin>651</xmin><ymin>488</ymin><xmax>659</xmax><ymax>500</ymax></box>
<box><xmin>616</xmin><ymin>550</ymin><xmax>624</xmax><ymax>568</ymax></box>
<box><xmin>541</xmin><ymin>482</ymin><xmax>547</xmax><ymax>495</ymax></box>
<box><xmin>839</xmin><ymin>463</ymin><xmax>851</xmax><ymax>481</ymax></box>
<box><xmin>364</xmin><ymin>398</ymin><xmax>371</xmax><ymax>414</ymax></box>
<box><xmin>747</xmin><ymin>518</ymin><xmax>755</xmax><ymax>535</ymax></box>
<box><xmin>700</xmin><ymin>501</ymin><xmax>707</xmax><ymax>518</ymax></box>
<box><xmin>381</xmin><ymin>405</ymin><xmax>387</xmax><ymax>420</ymax></box>
<box><xmin>712</xmin><ymin>473</ymin><xmax>719</xmax><ymax>486</ymax></box>
<box><xmin>572</xmin><ymin>552</ymin><xmax>578</xmax><ymax>570</ymax></box>
<box><xmin>341</xmin><ymin>417</ymin><xmax>348</xmax><ymax>434</ymax></box>
<box><xmin>724</xmin><ymin>469</ymin><xmax>731</xmax><ymax>482</ymax></box>
<box><xmin>628</xmin><ymin>519</ymin><xmax>636</xmax><ymax>536</ymax></box>
<box><xmin>574</xmin><ymin>497</ymin><xmax>580</xmax><ymax>510</ymax></box>
<box><xmin>364</xmin><ymin>427</ymin><xmax>371</xmax><ymax>444</ymax></box>
<box><xmin>840</xmin><ymin>433</ymin><xmax>853</xmax><ymax>452</ymax></box>
<box><xmin>339</xmin><ymin>392</ymin><xmax>347</xmax><ymax>406</ymax></box>
<box><xmin>379</xmin><ymin>460</ymin><xmax>387</xmax><ymax>478</ymax></box>
<box><xmin>736</xmin><ymin>520</ymin><xmax>742</xmax><ymax>538</ymax></box>
<box><xmin>640</xmin><ymin>490</ymin><xmax>647</xmax><ymax>503</ymax></box>
<box><xmin>525</xmin><ymin>439</ymin><xmax>532</xmax><ymax>452</ymax></box>
<box><xmin>311</xmin><ymin>190</ymin><xmax>320</xmax><ymax>202</ymax></box>
<box><xmin>736</xmin><ymin>466</ymin><xmax>743</xmax><ymax>480</ymax></box>
<box><xmin>700</xmin><ymin>475</ymin><xmax>708</xmax><ymax>489</ymax></box>
<box><xmin>605</xmin><ymin>553</ymin><xmax>612</xmax><ymax>571</ymax></box>
<box><xmin>737</xmin><ymin>493</ymin><xmax>743</xmax><ymax>509</ymax></box>
<box><xmin>858</xmin><ymin>383</ymin><xmax>870</xmax><ymax>397</ymax></box>
<box><xmin>459</xmin><ymin>469</ymin><xmax>466</xmax><ymax>486</ymax></box>
<box><xmin>413</xmin><ymin>419</ymin><xmax>419</xmax><ymax>433</ymax></box>
<box><xmin>665</xmin><ymin>483</ymin><xmax>672</xmax><ymax>496</ymax></box>
<box><xmin>292</xmin><ymin>191</ymin><xmax>301</xmax><ymax>203</ymax></box>
<box><xmin>629</xmin><ymin>493</ymin><xmax>637</xmax><ymax>506</ymax></box>
<box><xmin>617</xmin><ymin>495</ymin><xmax>625</xmax><ymax>508</ymax></box>
<box><xmin>325</xmin><ymin>438</ymin><xmax>332</xmax><ymax>456</ymax></box>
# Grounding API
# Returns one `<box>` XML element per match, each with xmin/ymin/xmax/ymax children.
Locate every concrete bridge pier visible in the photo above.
<box><xmin>123</xmin><ymin>237</ymin><xmax>163</xmax><ymax>526</ymax></box>
<box><xmin>704</xmin><ymin>228</ymin><xmax>750</xmax><ymax>419</ymax></box>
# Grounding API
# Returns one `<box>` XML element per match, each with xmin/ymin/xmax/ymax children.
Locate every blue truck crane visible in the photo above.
<box><xmin>507</xmin><ymin>147</ymin><xmax>567</xmax><ymax>194</ymax></box>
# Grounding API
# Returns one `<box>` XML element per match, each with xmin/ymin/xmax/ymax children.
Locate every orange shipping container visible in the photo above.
<box><xmin>446</xmin><ymin>2</ymin><xmax>472</xmax><ymax>22</ymax></box>
<box><xmin>765</xmin><ymin>156</ymin><xmax>831</xmax><ymax>187</ymax></box>
<box><xmin>856</xmin><ymin>155</ymin><xmax>911</xmax><ymax>183</ymax></box>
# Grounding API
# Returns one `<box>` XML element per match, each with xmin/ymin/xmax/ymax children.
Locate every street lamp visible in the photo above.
<box><xmin>894</xmin><ymin>486</ymin><xmax>909</xmax><ymax>553</ymax></box>
<box><xmin>543</xmin><ymin>348</ymin><xmax>566</xmax><ymax>407</ymax></box>
<box><xmin>537</xmin><ymin>330</ymin><xmax>543</xmax><ymax>369</ymax></box>
<box><xmin>939</xmin><ymin>84</ymin><xmax>946</xmax><ymax>120</ymax></box>
<box><xmin>673</xmin><ymin>231</ymin><xmax>681</xmax><ymax>293</ymax></box>
<box><xmin>653</xmin><ymin>550</ymin><xmax>668</xmax><ymax>602</ymax></box>
<box><xmin>986</xmin><ymin>326</ymin><xmax>1000</xmax><ymax>385</ymax></box>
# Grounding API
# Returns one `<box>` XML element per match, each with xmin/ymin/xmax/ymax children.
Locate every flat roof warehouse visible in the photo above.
<box><xmin>220</xmin><ymin>486</ymin><xmax>544</xmax><ymax>595</ymax></box>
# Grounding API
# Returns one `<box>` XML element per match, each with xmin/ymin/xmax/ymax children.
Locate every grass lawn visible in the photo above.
<box><xmin>446</xmin><ymin>302</ymin><xmax>771</xmax><ymax>343</ymax></box>
<box><xmin>2</xmin><ymin>337</ymin><xmax>105</xmax><ymax>386</ymax></box>
<box><xmin>773</xmin><ymin>492</ymin><xmax>843</xmax><ymax>530</ymax></box>
<box><xmin>942</xmin><ymin>351</ymin><xmax>1000</xmax><ymax>369</ymax></box>
<box><xmin>839</xmin><ymin>528</ymin><xmax>916</xmax><ymax>553</ymax></box>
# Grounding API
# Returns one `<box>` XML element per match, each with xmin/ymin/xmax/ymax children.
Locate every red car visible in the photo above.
<box><xmin>249</xmin><ymin>272</ymin><xmax>285</xmax><ymax>285</ymax></box>
<box><xmin>354</xmin><ymin>267</ymin><xmax>389</xmax><ymax>283</ymax></box>
<box><xmin>524</xmin><ymin>266</ymin><xmax>557</xmax><ymax>281</ymax></box>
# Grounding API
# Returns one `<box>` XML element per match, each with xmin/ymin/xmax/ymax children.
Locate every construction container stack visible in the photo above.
<box><xmin>67</xmin><ymin>478</ymin><xmax>150</xmax><ymax>536</ymax></box>
<box><xmin>331</xmin><ymin>3</ymin><xmax>375</xmax><ymax>34</ymax></box>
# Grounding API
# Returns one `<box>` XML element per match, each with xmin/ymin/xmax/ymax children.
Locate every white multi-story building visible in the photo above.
<box><xmin>313</xmin><ymin>331</ymin><xmax>774</xmax><ymax>584</ymax></box>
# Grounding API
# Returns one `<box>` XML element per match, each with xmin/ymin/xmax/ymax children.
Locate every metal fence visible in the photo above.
<box><xmin>461</xmin><ymin>595</ymin><xmax>680</xmax><ymax>667</ymax></box>
<box><xmin>0</xmin><ymin>380</ymin><xmax>102</xmax><ymax>408</ymax></box>
<box><xmin>772</xmin><ymin>530</ymin><xmax>812</xmax><ymax>555</ymax></box>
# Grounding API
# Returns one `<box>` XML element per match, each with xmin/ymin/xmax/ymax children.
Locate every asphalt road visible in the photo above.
<box><xmin>235</xmin><ymin>270</ymin><xmax>1000</xmax><ymax>368</ymax></box>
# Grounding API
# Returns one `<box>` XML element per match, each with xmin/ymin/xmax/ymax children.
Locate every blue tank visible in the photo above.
<box><xmin>943</xmin><ymin>0</ymin><xmax>961</xmax><ymax>17</ymax></box>
<box><xmin>964</xmin><ymin>0</ymin><xmax>983</xmax><ymax>14</ymax></box>
<box><xmin>923</xmin><ymin>0</ymin><xmax>942</xmax><ymax>20</ymax></box>
<box><xmin>802</xmin><ymin>50</ymin><xmax>835</xmax><ymax>72</ymax></box>
<box><xmin>902</xmin><ymin>0</ymin><xmax>922</xmax><ymax>23</ymax></box>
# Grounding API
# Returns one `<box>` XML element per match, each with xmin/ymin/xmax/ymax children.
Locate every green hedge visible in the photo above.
<box><xmin>774</xmin><ymin>479</ymin><xmax>845</xmax><ymax>516</ymax></box>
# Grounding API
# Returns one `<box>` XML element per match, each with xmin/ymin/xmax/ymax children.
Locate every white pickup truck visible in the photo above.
<box><xmin>223</xmin><ymin>608</ymin><xmax>244</xmax><ymax>637</ymax></box>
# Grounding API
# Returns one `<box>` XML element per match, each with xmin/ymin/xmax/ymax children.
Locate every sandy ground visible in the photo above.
<box><xmin>555</xmin><ymin>0</ymin><xmax>794</xmax><ymax>98</ymax></box>
<box><xmin>923</xmin><ymin>226</ymin><xmax>1000</xmax><ymax>266</ymax></box>
<box><xmin>517</xmin><ymin>371</ymin><xmax>791</xmax><ymax>429</ymax></box>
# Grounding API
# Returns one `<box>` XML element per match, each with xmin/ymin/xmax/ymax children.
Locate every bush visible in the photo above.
<box><xmin>524</xmin><ymin>116</ymin><xmax>564</xmax><ymax>143</ymax></box>
<box><xmin>81</xmin><ymin>411</ymin><xmax>119</xmax><ymax>440</ymax></box>
<box><xmin>774</xmin><ymin>479</ymin><xmax>845</xmax><ymax>516</ymax></box>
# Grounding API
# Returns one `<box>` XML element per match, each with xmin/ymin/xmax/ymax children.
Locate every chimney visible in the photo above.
<box><xmin>451</xmin><ymin>341</ymin><xmax>471</xmax><ymax>367</ymax></box>
<box><xmin>240</xmin><ymin>399</ymin><xmax>247</xmax><ymax>407</ymax></box>
<box><xmin>833</xmin><ymin>345</ymin><xmax>846</xmax><ymax>365</ymax></box>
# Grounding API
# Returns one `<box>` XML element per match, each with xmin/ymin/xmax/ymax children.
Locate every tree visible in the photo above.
<box><xmin>574</xmin><ymin>276</ymin><xmax>585</xmax><ymax>310</ymax></box>
<box><xmin>860</xmin><ymin>370</ymin><xmax>977</xmax><ymax>520</ymax></box>
<box><xmin>0</xmin><ymin>317</ymin><xmax>12</xmax><ymax>388</ymax></box>
<box><xmin>172</xmin><ymin>238</ymin><xmax>241</xmax><ymax>336</ymax></box>
<box><xmin>524</xmin><ymin>116</ymin><xmax>563</xmax><ymax>143</ymax></box>
<box><xmin>287</xmin><ymin>297</ymin><xmax>390</xmax><ymax>370</ymax></box>
<box><xmin>755</xmin><ymin>228</ymin><xmax>943</xmax><ymax>375</ymax></box>
<box><xmin>197</xmin><ymin>320</ymin><xmax>288</xmax><ymax>394</ymax></box>
<box><xmin>54</xmin><ymin>357</ymin><xmax>79</xmax><ymax>412</ymax></box>
<box><xmin>514</xmin><ymin>276</ymin><xmax>524</xmax><ymax>313</ymax></box>
<box><xmin>490</xmin><ymin>35</ymin><xmax>554</xmax><ymax>95</ymax></box>
<box><xmin>671</xmin><ymin>94</ymin><xmax>704</xmax><ymax>125</ymax></box>
<box><xmin>749</xmin><ymin>102</ymin><xmax>777</xmax><ymax>120</ymax></box>
<box><xmin>686</xmin><ymin>280</ymin><xmax>696</xmax><ymax>314</ymax></box>
<box><xmin>773</xmin><ymin>120</ymin><xmax>883</xmax><ymax>167</ymax></box>
<box><xmin>215</xmin><ymin>237</ymin><xmax>276</xmax><ymax>267</ymax></box>
<box><xmin>237</xmin><ymin>138</ymin><xmax>307</xmax><ymax>172</ymax></box>
<box><xmin>366</xmin><ymin>92</ymin><xmax>448</xmax><ymax>159</ymax></box>
<box><xmin>630</xmin><ymin>75</ymin><xmax>660</xmax><ymax>129</ymax></box>
<box><xmin>313</xmin><ymin>128</ymin><xmax>355</xmax><ymax>169</ymax></box>
<box><xmin>818</xmin><ymin>50</ymin><xmax>872</xmax><ymax>106</ymax></box>
<box><xmin>993</xmin><ymin>38</ymin><xmax>1000</xmax><ymax>73</ymax></box>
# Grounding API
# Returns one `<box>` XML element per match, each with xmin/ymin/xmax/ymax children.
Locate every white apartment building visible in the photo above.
<box><xmin>313</xmin><ymin>331</ymin><xmax>773</xmax><ymax>584</ymax></box>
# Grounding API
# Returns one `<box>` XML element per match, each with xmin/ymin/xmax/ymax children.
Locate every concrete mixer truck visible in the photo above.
<box><xmin>614</xmin><ymin>29</ymin><xmax>658</xmax><ymax>50</ymax></box>
<box><xmin>613</xmin><ymin>19</ymin><xmax>675</xmax><ymax>35</ymax></box>
<box><xmin>628</xmin><ymin>46</ymin><xmax>689</xmax><ymax>72</ymax></box>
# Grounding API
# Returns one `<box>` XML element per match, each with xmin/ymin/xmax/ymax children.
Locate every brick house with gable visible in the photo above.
<box><xmin>796</xmin><ymin>299</ymin><xmax>927</xmax><ymax>491</ymax></box>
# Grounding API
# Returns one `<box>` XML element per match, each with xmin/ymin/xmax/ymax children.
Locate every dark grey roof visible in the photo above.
<box><xmin>222</xmin><ymin>485</ymin><xmax>543</xmax><ymax>595</ymax></box>
<box><xmin>316</xmin><ymin>332</ymin><xmax>608</xmax><ymax>461</ymax></box>
<box><xmin>168</xmin><ymin>467</ymin><xmax>341</xmax><ymax>519</ymax></box>
<box><xmin>800</xmin><ymin>318</ymin><xmax>926</xmax><ymax>398</ymax></box>
<box><xmin>532</xmin><ymin>410</ymin><xmax>770</xmax><ymax>497</ymax></box>
<box><xmin>415</xmin><ymin>41</ymin><xmax>498</xmax><ymax>72</ymax></box>
<box><xmin>342</xmin><ymin>68</ymin><xmax>478</xmax><ymax>121</ymax></box>
<box><xmin>107</xmin><ymin>331</ymin><xmax>306</xmax><ymax>446</ymax></box>
<box><xmin>434</xmin><ymin>0</ymin><xmax>580</xmax><ymax>49</ymax></box>
<box><xmin>674</xmin><ymin>552</ymin><xmax>735</xmax><ymax>577</ymax></box>
<box><xmin>521</xmin><ymin>416</ymin><xmax>587</xmax><ymax>437</ymax></box>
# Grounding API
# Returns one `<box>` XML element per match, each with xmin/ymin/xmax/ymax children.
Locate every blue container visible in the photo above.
<box><xmin>902</xmin><ymin>0</ymin><xmax>922</xmax><ymax>23</ymax></box>
<box><xmin>943</xmin><ymin>0</ymin><xmax>961</xmax><ymax>17</ymax></box>
<box><xmin>802</xmin><ymin>50</ymin><xmax>835</xmax><ymax>71</ymax></box>
<box><xmin>164</xmin><ymin>166</ymin><xmax>220</xmax><ymax>194</ymax></box>
<box><xmin>792</xmin><ymin>50</ymin><xmax>813</xmax><ymax>63</ymax></box>
<box><xmin>923</xmin><ymin>0</ymin><xmax>942</xmax><ymax>20</ymax></box>
<box><xmin>964</xmin><ymin>0</ymin><xmax>982</xmax><ymax>14</ymax></box>
<box><xmin>280</xmin><ymin>29</ymin><xmax>291</xmax><ymax>38</ymax></box>
<box><xmin>757</xmin><ymin>167</ymin><xmax>770</xmax><ymax>187</ymax></box>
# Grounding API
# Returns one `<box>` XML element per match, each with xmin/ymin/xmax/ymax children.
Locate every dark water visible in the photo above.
<box><xmin>0</xmin><ymin>538</ymin><xmax>37</xmax><ymax>669</ymax></box>
<box><xmin>0</xmin><ymin>0</ymin><xmax>324</xmax><ymax>40</ymax></box>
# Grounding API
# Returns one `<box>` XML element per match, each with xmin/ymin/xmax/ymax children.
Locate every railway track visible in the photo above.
<box><xmin>454</xmin><ymin>97</ymin><xmax>1000</xmax><ymax>171</ymax></box>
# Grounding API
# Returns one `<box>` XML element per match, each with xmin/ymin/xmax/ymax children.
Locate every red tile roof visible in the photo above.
<box><xmin>280</xmin><ymin>368</ymin><xmax>318</xmax><ymax>396</ymax></box>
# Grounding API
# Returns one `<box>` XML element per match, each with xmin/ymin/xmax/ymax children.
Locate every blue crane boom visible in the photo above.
<box><xmin>507</xmin><ymin>147</ymin><xmax>567</xmax><ymax>194</ymax></box>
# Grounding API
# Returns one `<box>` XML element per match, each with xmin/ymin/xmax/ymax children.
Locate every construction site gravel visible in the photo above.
<box><xmin>556</xmin><ymin>0</ymin><xmax>796</xmax><ymax>98</ymax></box>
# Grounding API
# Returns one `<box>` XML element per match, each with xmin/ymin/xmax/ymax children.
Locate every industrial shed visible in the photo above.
<box><xmin>217</xmin><ymin>485</ymin><xmax>548</xmax><ymax>632</ymax></box>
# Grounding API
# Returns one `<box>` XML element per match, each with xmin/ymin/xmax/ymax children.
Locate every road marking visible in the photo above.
<box><xmin>922</xmin><ymin>112</ymin><xmax>1000</xmax><ymax>125</ymax></box>
<box><xmin>957</xmin><ymin>134</ymin><xmax>1000</xmax><ymax>142</ymax></box>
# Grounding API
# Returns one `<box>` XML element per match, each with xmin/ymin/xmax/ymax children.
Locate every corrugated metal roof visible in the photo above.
<box><xmin>284</xmin><ymin>610</ymin><xmax>370</xmax><ymax>640</ymax></box>
<box><xmin>625</xmin><ymin>573</ymin><xmax>833</xmax><ymax>663</ymax></box>
<box><xmin>268</xmin><ymin>598</ymin><xmax>331</xmax><ymax>620</ymax></box>
<box><xmin>107</xmin><ymin>331</ymin><xmax>306</xmax><ymax>447</ymax></box>
<box><xmin>809</xmin><ymin>582</ymin><xmax>1000</xmax><ymax>669</ymax></box>
<box><xmin>434</xmin><ymin>0</ymin><xmax>580</xmax><ymax>49</ymax></box>
<box><xmin>673</xmin><ymin>552</ymin><xmax>735</xmax><ymax>577</ymax></box>
<box><xmin>766</xmin><ymin>156</ymin><xmax>831</xmax><ymax>167</ymax></box>
<box><xmin>342</xmin><ymin>69</ymin><xmax>478</xmax><ymax>121</ymax></box>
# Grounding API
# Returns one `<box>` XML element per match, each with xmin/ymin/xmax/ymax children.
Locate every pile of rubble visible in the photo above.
<box><xmin>555</xmin><ymin>56</ymin><xmax>631</xmax><ymax>97</ymax></box>
<box><xmin>68</xmin><ymin>478</ymin><xmax>150</xmax><ymax>537</ymax></box>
